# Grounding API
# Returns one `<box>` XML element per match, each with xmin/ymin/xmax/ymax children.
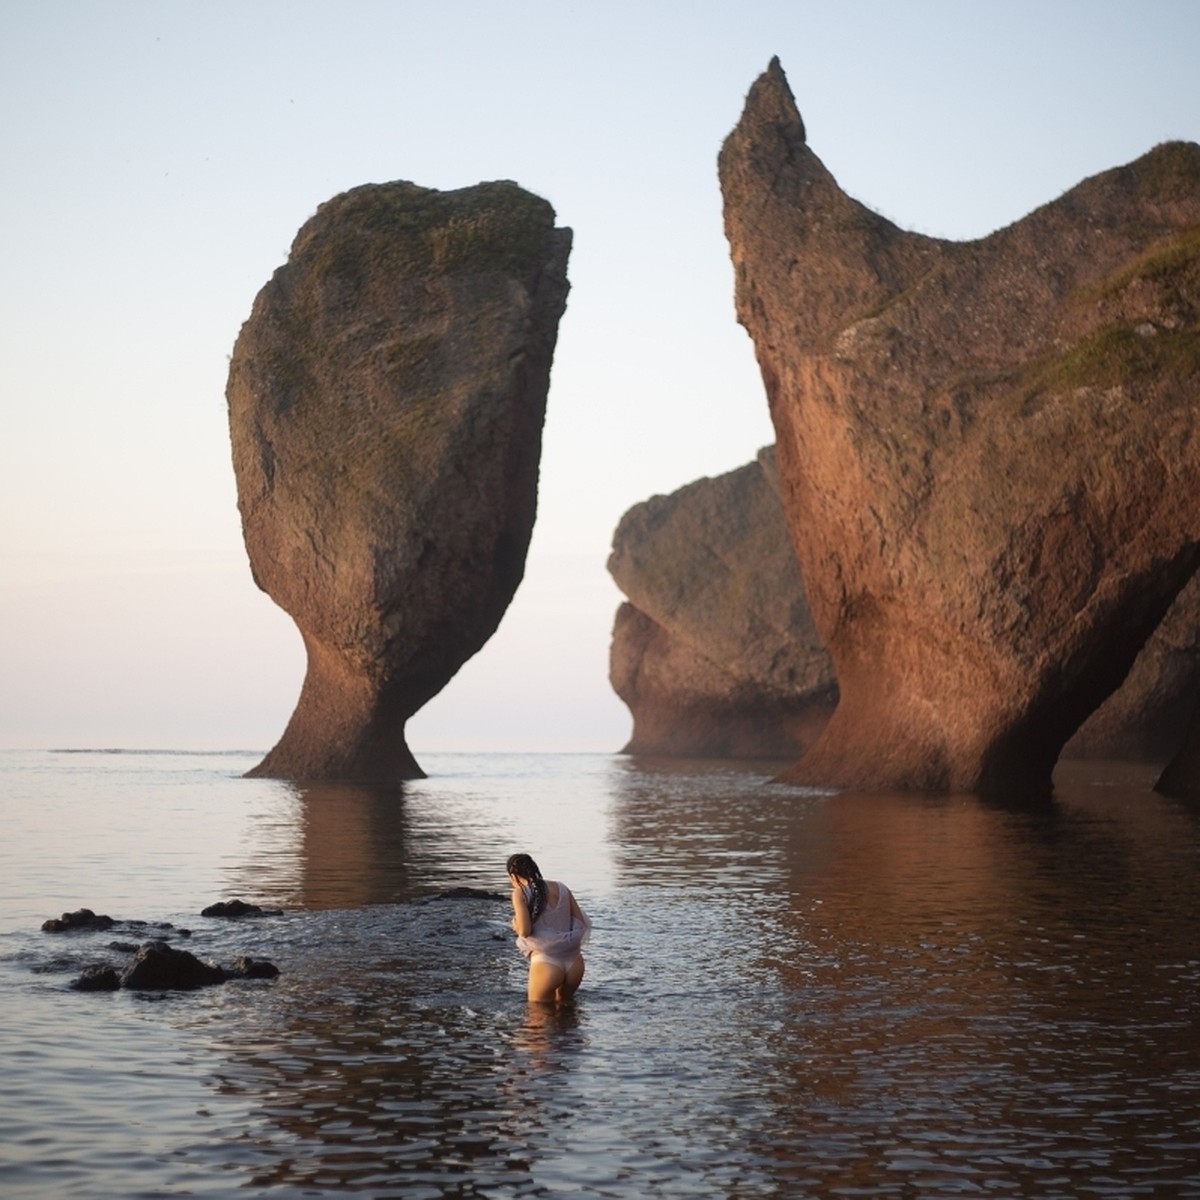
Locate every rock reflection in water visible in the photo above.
<box><xmin>224</xmin><ymin>775</ymin><xmax>520</xmax><ymax>910</ymax></box>
<box><xmin>89</xmin><ymin>751</ymin><xmax>1200</xmax><ymax>1197</ymax></box>
<box><xmin>603</xmin><ymin>757</ymin><xmax>1200</xmax><ymax>1195</ymax></box>
<box><xmin>289</xmin><ymin>781</ymin><xmax>416</xmax><ymax>908</ymax></box>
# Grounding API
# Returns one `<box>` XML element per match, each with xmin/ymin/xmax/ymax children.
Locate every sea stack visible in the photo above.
<box><xmin>608</xmin><ymin>444</ymin><xmax>1200</xmax><ymax>764</ymax></box>
<box><xmin>719</xmin><ymin>59</ymin><xmax>1200</xmax><ymax>793</ymax></box>
<box><xmin>608</xmin><ymin>447</ymin><xmax>837</xmax><ymax>759</ymax></box>
<box><xmin>228</xmin><ymin>181</ymin><xmax>571</xmax><ymax>782</ymax></box>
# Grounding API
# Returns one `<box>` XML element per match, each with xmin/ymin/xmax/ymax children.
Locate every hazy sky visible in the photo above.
<box><xmin>2</xmin><ymin>1</ymin><xmax>1197</xmax><ymax>754</ymax></box>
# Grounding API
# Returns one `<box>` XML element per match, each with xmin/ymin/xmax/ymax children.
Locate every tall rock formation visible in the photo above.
<box><xmin>610</xmin><ymin>444</ymin><xmax>1200</xmax><ymax>764</ymax></box>
<box><xmin>228</xmin><ymin>180</ymin><xmax>571</xmax><ymax>782</ymax></box>
<box><xmin>719</xmin><ymin>59</ymin><xmax>1200</xmax><ymax>794</ymax></box>
<box><xmin>608</xmin><ymin>447</ymin><xmax>837</xmax><ymax>758</ymax></box>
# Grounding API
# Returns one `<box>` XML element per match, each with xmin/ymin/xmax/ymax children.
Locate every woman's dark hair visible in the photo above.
<box><xmin>506</xmin><ymin>852</ymin><xmax>547</xmax><ymax>922</ymax></box>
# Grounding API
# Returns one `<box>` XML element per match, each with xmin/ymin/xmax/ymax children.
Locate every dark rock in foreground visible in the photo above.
<box><xmin>42</xmin><ymin>904</ymin><xmax>282</xmax><ymax>993</ymax></box>
<box><xmin>720</xmin><ymin>58</ymin><xmax>1200</xmax><ymax>793</ymax></box>
<box><xmin>120</xmin><ymin>942</ymin><xmax>227</xmax><ymax>991</ymax></box>
<box><xmin>228</xmin><ymin>179</ymin><xmax>572</xmax><ymax>784</ymax></box>
<box><xmin>68</xmin><ymin>944</ymin><xmax>282</xmax><ymax>993</ymax></box>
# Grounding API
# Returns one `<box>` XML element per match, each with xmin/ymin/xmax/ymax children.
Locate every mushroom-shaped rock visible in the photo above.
<box><xmin>228</xmin><ymin>181</ymin><xmax>571</xmax><ymax>782</ymax></box>
<box><xmin>608</xmin><ymin>447</ymin><xmax>836</xmax><ymax>758</ymax></box>
<box><xmin>720</xmin><ymin>59</ymin><xmax>1200</xmax><ymax>793</ymax></box>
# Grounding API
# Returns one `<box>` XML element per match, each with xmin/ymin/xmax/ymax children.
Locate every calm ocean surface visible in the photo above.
<box><xmin>2</xmin><ymin>748</ymin><xmax>1199</xmax><ymax>1198</ymax></box>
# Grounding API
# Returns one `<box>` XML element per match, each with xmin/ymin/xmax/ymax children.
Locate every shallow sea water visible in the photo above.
<box><xmin>2</xmin><ymin>749</ymin><xmax>1200</xmax><ymax>1197</ymax></box>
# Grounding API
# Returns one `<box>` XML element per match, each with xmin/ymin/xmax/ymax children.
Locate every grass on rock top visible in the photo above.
<box><xmin>296</xmin><ymin>180</ymin><xmax>556</xmax><ymax>283</ymax></box>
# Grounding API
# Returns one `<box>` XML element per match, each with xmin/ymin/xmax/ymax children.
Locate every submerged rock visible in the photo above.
<box><xmin>228</xmin><ymin>179</ymin><xmax>572</xmax><ymax>783</ymax></box>
<box><xmin>720</xmin><ymin>58</ymin><xmax>1200</xmax><ymax>793</ymax></box>
<box><xmin>430</xmin><ymin>886</ymin><xmax>506</xmax><ymax>901</ymax></box>
<box><xmin>608</xmin><ymin>447</ymin><xmax>836</xmax><ymax>758</ymax></box>
<box><xmin>227</xmin><ymin>956</ymin><xmax>281</xmax><ymax>980</ymax></box>
<box><xmin>201</xmin><ymin>899</ymin><xmax>283</xmax><ymax>919</ymax></box>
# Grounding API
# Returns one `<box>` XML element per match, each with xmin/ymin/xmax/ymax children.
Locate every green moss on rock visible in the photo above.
<box><xmin>297</xmin><ymin>180</ymin><xmax>555</xmax><ymax>285</ymax></box>
<box><xmin>1019</xmin><ymin>325</ymin><xmax>1200</xmax><ymax>410</ymax></box>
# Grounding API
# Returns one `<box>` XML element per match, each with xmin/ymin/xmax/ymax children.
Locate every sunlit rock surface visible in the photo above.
<box><xmin>611</xmin><ymin>443</ymin><xmax>1200</xmax><ymax>766</ymax></box>
<box><xmin>719</xmin><ymin>58</ymin><xmax>1200</xmax><ymax>793</ymax></box>
<box><xmin>228</xmin><ymin>181</ymin><xmax>571</xmax><ymax>782</ymax></box>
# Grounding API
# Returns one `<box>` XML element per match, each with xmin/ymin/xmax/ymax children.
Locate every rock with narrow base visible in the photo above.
<box><xmin>228</xmin><ymin>180</ymin><xmax>571</xmax><ymax>783</ymax></box>
<box><xmin>608</xmin><ymin>447</ymin><xmax>836</xmax><ymax>758</ymax></box>
<box><xmin>720</xmin><ymin>58</ymin><xmax>1200</xmax><ymax>793</ymax></box>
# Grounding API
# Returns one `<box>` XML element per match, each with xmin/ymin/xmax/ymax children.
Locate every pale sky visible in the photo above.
<box><xmin>2</xmin><ymin>1</ymin><xmax>1197</xmax><ymax>754</ymax></box>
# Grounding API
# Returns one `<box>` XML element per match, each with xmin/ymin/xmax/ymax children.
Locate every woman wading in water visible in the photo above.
<box><xmin>507</xmin><ymin>852</ymin><xmax>591</xmax><ymax>1003</ymax></box>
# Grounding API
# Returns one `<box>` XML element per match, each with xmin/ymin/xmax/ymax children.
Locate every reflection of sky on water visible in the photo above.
<box><xmin>8</xmin><ymin>751</ymin><xmax>1200</xmax><ymax>1195</ymax></box>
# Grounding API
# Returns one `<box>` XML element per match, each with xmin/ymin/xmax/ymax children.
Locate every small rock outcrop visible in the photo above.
<box><xmin>42</xmin><ymin>908</ymin><xmax>114</xmax><ymax>933</ymax></box>
<box><xmin>72</xmin><ymin>964</ymin><xmax>122</xmax><ymax>992</ymax></box>
<box><xmin>431</xmin><ymin>887</ymin><xmax>506</xmax><ymax>901</ymax></box>
<box><xmin>608</xmin><ymin>447</ymin><xmax>836</xmax><ymax>757</ymax></box>
<box><xmin>720</xmin><ymin>59</ymin><xmax>1200</xmax><ymax>793</ymax></box>
<box><xmin>120</xmin><ymin>942</ymin><xmax>227</xmax><ymax>991</ymax></box>
<box><xmin>227</xmin><ymin>956</ymin><xmax>281</xmax><ymax>980</ymax></box>
<box><xmin>200</xmin><ymin>899</ymin><xmax>283</xmax><ymax>919</ymax></box>
<box><xmin>228</xmin><ymin>180</ymin><xmax>571</xmax><ymax>782</ymax></box>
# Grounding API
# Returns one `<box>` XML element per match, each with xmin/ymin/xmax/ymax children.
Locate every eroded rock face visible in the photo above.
<box><xmin>608</xmin><ymin>447</ymin><xmax>837</xmax><ymax>758</ymax></box>
<box><xmin>610</xmin><ymin>442</ymin><xmax>1200</xmax><ymax>764</ymax></box>
<box><xmin>228</xmin><ymin>181</ymin><xmax>571</xmax><ymax>782</ymax></box>
<box><xmin>719</xmin><ymin>59</ymin><xmax>1200</xmax><ymax>793</ymax></box>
